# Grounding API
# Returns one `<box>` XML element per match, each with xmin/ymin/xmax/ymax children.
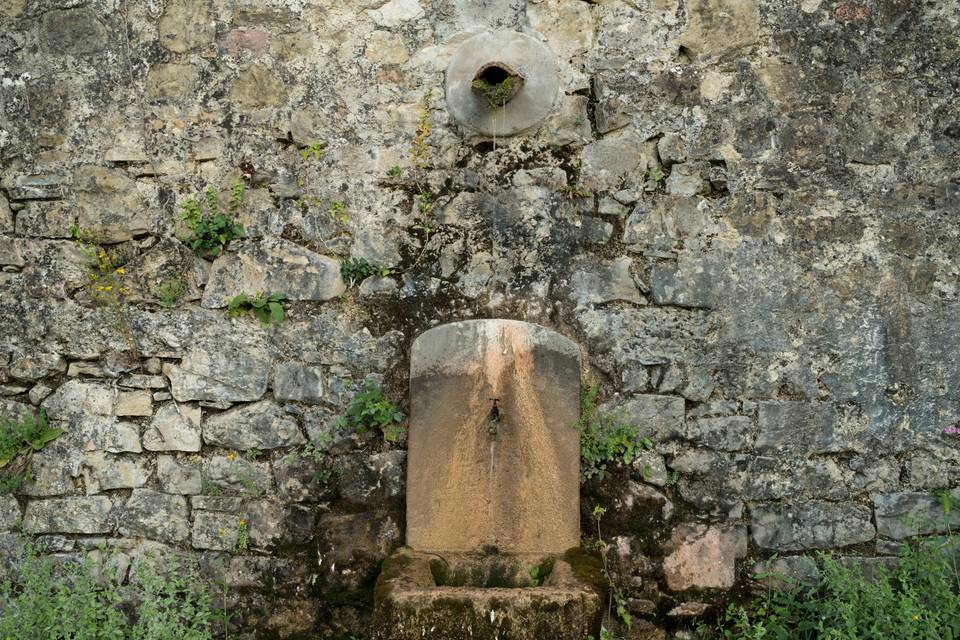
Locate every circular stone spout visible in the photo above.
<box><xmin>471</xmin><ymin>62</ymin><xmax>525</xmax><ymax>108</ymax></box>
<box><xmin>445</xmin><ymin>31</ymin><xmax>560</xmax><ymax>137</ymax></box>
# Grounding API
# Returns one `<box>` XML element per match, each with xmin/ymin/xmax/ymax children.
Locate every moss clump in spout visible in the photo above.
<box><xmin>471</xmin><ymin>63</ymin><xmax>524</xmax><ymax>109</ymax></box>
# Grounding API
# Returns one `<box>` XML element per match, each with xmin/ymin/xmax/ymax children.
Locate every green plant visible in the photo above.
<box><xmin>200</xmin><ymin>473</ymin><xmax>222</xmax><ymax>496</ymax></box>
<box><xmin>411</xmin><ymin>89</ymin><xmax>433</xmax><ymax>169</ymax></box>
<box><xmin>334</xmin><ymin>380</ymin><xmax>405</xmax><ymax>443</ymax></box>
<box><xmin>70</xmin><ymin>223</ymin><xmax>130</xmax><ymax>306</ymax></box>
<box><xmin>576</xmin><ymin>385</ymin><xmax>651</xmax><ymax>482</ymax></box>
<box><xmin>234</xmin><ymin>518</ymin><xmax>249</xmax><ymax>552</ymax></box>
<box><xmin>180</xmin><ymin>181</ymin><xmax>246</xmax><ymax>259</ymax></box>
<box><xmin>341</xmin><ymin>258</ymin><xmax>394</xmax><ymax>286</ymax></box>
<box><xmin>155</xmin><ymin>276</ymin><xmax>186</xmax><ymax>308</ymax></box>
<box><xmin>328</xmin><ymin>200</ymin><xmax>349</xmax><ymax>226</ymax></box>
<box><xmin>70</xmin><ymin>224</ymin><xmax>139</xmax><ymax>363</ymax></box>
<box><xmin>472</xmin><ymin>75</ymin><xmax>519</xmax><ymax>109</ymax></box>
<box><xmin>227</xmin><ymin>292</ymin><xmax>286</xmax><ymax>327</ymax></box>
<box><xmin>412</xmin><ymin>191</ymin><xmax>436</xmax><ymax>254</ymax></box>
<box><xmin>299</xmin><ymin>141</ymin><xmax>325</xmax><ymax>161</ymax></box>
<box><xmin>647</xmin><ymin>164</ymin><xmax>665</xmax><ymax>183</ymax></box>
<box><xmin>528</xmin><ymin>564</ymin><xmax>543</xmax><ymax>587</ymax></box>
<box><xmin>235</xmin><ymin>471</ymin><xmax>261</xmax><ymax>497</ymax></box>
<box><xmin>387</xmin><ymin>165</ymin><xmax>402</xmax><ymax>177</ymax></box>
<box><xmin>592</xmin><ymin>506</ymin><xmax>633</xmax><ymax>632</ymax></box>
<box><xmin>666</xmin><ymin>469</ymin><xmax>680</xmax><ymax>486</ymax></box>
<box><xmin>246</xmin><ymin>448</ymin><xmax>263</xmax><ymax>460</ymax></box>
<box><xmin>587</xmin><ymin>628</ymin><xmax>619</xmax><ymax>640</ymax></box>
<box><xmin>0</xmin><ymin>540</ymin><xmax>221</xmax><ymax>639</ymax></box>
<box><xmin>560</xmin><ymin>184</ymin><xmax>592</xmax><ymax>200</ymax></box>
<box><xmin>700</xmin><ymin>514</ymin><xmax>960</xmax><ymax>640</ymax></box>
<box><xmin>213</xmin><ymin>561</ymin><xmax>233</xmax><ymax>639</ymax></box>
<box><xmin>0</xmin><ymin>409</ymin><xmax>62</xmax><ymax>495</ymax></box>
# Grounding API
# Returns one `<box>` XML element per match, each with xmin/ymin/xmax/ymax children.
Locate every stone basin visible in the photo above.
<box><xmin>373</xmin><ymin>320</ymin><xmax>604</xmax><ymax>639</ymax></box>
<box><xmin>375</xmin><ymin>548</ymin><xmax>604</xmax><ymax>640</ymax></box>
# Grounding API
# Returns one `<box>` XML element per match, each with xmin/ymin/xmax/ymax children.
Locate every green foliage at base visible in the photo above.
<box><xmin>334</xmin><ymin>379</ymin><xmax>405</xmax><ymax>443</ymax></box>
<box><xmin>227</xmin><ymin>291</ymin><xmax>286</xmax><ymax>326</ymax></box>
<box><xmin>341</xmin><ymin>258</ymin><xmax>394</xmax><ymax>286</ymax></box>
<box><xmin>0</xmin><ymin>409</ymin><xmax>62</xmax><ymax>495</ymax></box>
<box><xmin>181</xmin><ymin>182</ymin><xmax>246</xmax><ymax>259</ymax></box>
<box><xmin>0</xmin><ymin>542</ymin><xmax>221</xmax><ymax>639</ymax></box>
<box><xmin>576</xmin><ymin>385</ymin><xmax>652</xmax><ymax>482</ymax></box>
<box><xmin>155</xmin><ymin>276</ymin><xmax>186</xmax><ymax>308</ymax></box>
<box><xmin>701</xmin><ymin>536</ymin><xmax>960</xmax><ymax>640</ymax></box>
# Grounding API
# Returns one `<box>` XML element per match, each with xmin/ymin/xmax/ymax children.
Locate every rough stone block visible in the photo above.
<box><xmin>650</xmin><ymin>256</ymin><xmax>718</xmax><ymax>309</ymax></box>
<box><xmin>9</xmin><ymin>353</ymin><xmax>67</xmax><ymax>381</ymax></box>
<box><xmin>680</xmin><ymin>0</ymin><xmax>759</xmax><ymax>59</ymax></box>
<box><xmin>0</xmin><ymin>194</ymin><xmax>11</xmax><ymax>233</ymax></box>
<box><xmin>158</xmin><ymin>0</ymin><xmax>215</xmax><ymax>53</ymax></box>
<box><xmin>40</xmin><ymin>7</ymin><xmax>106</xmax><ymax>55</ymax></box>
<box><xmin>623</xmin><ymin>196</ymin><xmax>710</xmax><ymax>252</ymax></box>
<box><xmin>751</xmin><ymin>555</ymin><xmax>820</xmax><ymax>589</ymax></box>
<box><xmin>44</xmin><ymin>382</ymin><xmax>143</xmax><ymax>453</ymax></box>
<box><xmin>201</xmin><ymin>238</ymin><xmax>344</xmax><ymax>308</ymax></box>
<box><xmin>23</xmin><ymin>496</ymin><xmax>114</xmax><ymax>534</ymax></box>
<box><xmin>272</xmin><ymin>456</ymin><xmax>332</xmax><ymax>502</ymax></box>
<box><xmin>203</xmin><ymin>400</ymin><xmax>304</xmax><ymax>450</ymax></box>
<box><xmin>72</xmin><ymin>165</ymin><xmax>161</xmax><ymax>242</ymax></box>
<box><xmin>15</xmin><ymin>438</ymin><xmax>80</xmax><ymax>497</ymax></box>
<box><xmin>192</xmin><ymin>511</ymin><xmax>243</xmax><ymax>551</ymax></box>
<box><xmin>663</xmin><ymin>524</ymin><xmax>747</xmax><ymax>590</ymax></box>
<box><xmin>335</xmin><ymin>451</ymin><xmax>406</xmax><ymax>509</ymax></box>
<box><xmin>165</xmin><ymin>347</ymin><xmax>272</xmax><ymax>403</ymax></box>
<box><xmin>157</xmin><ymin>455</ymin><xmax>202</xmax><ymax>495</ymax></box>
<box><xmin>82</xmin><ymin>452</ymin><xmax>149</xmax><ymax>493</ymax></box>
<box><xmin>569</xmin><ymin>256</ymin><xmax>644</xmax><ymax>307</ymax></box>
<box><xmin>229</xmin><ymin>64</ymin><xmax>288</xmax><ymax>108</ymax></box>
<box><xmin>756</xmin><ymin>401</ymin><xmax>841</xmax><ymax>453</ymax></box>
<box><xmin>580</xmin><ymin>130</ymin><xmax>655</xmax><ymax>192</ymax></box>
<box><xmin>273</xmin><ymin>363</ymin><xmax>326</xmax><ymax>404</ymax></box>
<box><xmin>203</xmin><ymin>456</ymin><xmax>272</xmax><ymax>495</ymax></box>
<box><xmin>751</xmin><ymin>501</ymin><xmax>875</xmax><ymax>551</ymax></box>
<box><xmin>0</xmin><ymin>496</ymin><xmax>20</xmax><ymax>531</ymax></box>
<box><xmin>873</xmin><ymin>490</ymin><xmax>960</xmax><ymax>539</ymax></box>
<box><xmin>192</xmin><ymin>498</ymin><xmax>313</xmax><ymax>549</ymax></box>
<box><xmin>114</xmin><ymin>390</ymin><xmax>153</xmax><ymax>417</ymax></box>
<box><xmin>606</xmin><ymin>394</ymin><xmax>686</xmax><ymax>441</ymax></box>
<box><xmin>119</xmin><ymin>490</ymin><xmax>190</xmax><ymax>544</ymax></box>
<box><xmin>686</xmin><ymin>416</ymin><xmax>754</xmax><ymax>451</ymax></box>
<box><xmin>13</xmin><ymin>201</ymin><xmax>72</xmax><ymax>238</ymax></box>
<box><xmin>146</xmin><ymin>63</ymin><xmax>199</xmax><ymax>101</ymax></box>
<box><xmin>319</xmin><ymin>511</ymin><xmax>402</xmax><ymax>591</ymax></box>
<box><xmin>143</xmin><ymin>403</ymin><xmax>202</xmax><ymax>452</ymax></box>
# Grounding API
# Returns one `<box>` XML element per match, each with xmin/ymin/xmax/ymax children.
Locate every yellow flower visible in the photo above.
<box><xmin>226</xmin><ymin>451</ymin><xmax>237</xmax><ymax>461</ymax></box>
<box><xmin>115</xmin><ymin>267</ymin><xmax>125</xmax><ymax>275</ymax></box>
<box><xmin>96</xmin><ymin>286</ymin><xmax>105</xmax><ymax>292</ymax></box>
<box><xmin>219</xmin><ymin>528</ymin><xmax>226</xmax><ymax>536</ymax></box>
<box><xmin>913</xmin><ymin>615</ymin><xmax>920</xmax><ymax>621</ymax></box>
<box><xmin>238</xmin><ymin>519</ymin><xmax>247</xmax><ymax>527</ymax></box>
<box><xmin>104</xmin><ymin>284</ymin><xmax>113</xmax><ymax>291</ymax></box>
<box><xmin>98</xmin><ymin>250</ymin><xmax>107</xmax><ymax>259</ymax></box>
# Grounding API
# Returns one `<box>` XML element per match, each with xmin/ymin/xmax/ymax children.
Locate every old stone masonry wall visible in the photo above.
<box><xmin>1</xmin><ymin>0</ymin><xmax>959</xmax><ymax>637</ymax></box>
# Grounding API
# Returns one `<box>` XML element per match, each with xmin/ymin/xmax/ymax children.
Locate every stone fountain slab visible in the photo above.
<box><xmin>406</xmin><ymin>319</ymin><xmax>582</xmax><ymax>554</ymax></box>
<box><xmin>375</xmin><ymin>320</ymin><xmax>601</xmax><ymax>640</ymax></box>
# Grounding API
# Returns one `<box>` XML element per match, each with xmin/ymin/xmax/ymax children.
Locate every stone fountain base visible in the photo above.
<box><xmin>374</xmin><ymin>548</ymin><xmax>605</xmax><ymax>640</ymax></box>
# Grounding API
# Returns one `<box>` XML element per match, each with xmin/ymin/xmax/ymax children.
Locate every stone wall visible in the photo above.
<box><xmin>1</xmin><ymin>0</ymin><xmax>959</xmax><ymax>637</ymax></box>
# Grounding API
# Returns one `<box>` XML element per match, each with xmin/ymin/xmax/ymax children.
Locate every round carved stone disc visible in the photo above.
<box><xmin>445</xmin><ymin>30</ymin><xmax>560</xmax><ymax>137</ymax></box>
